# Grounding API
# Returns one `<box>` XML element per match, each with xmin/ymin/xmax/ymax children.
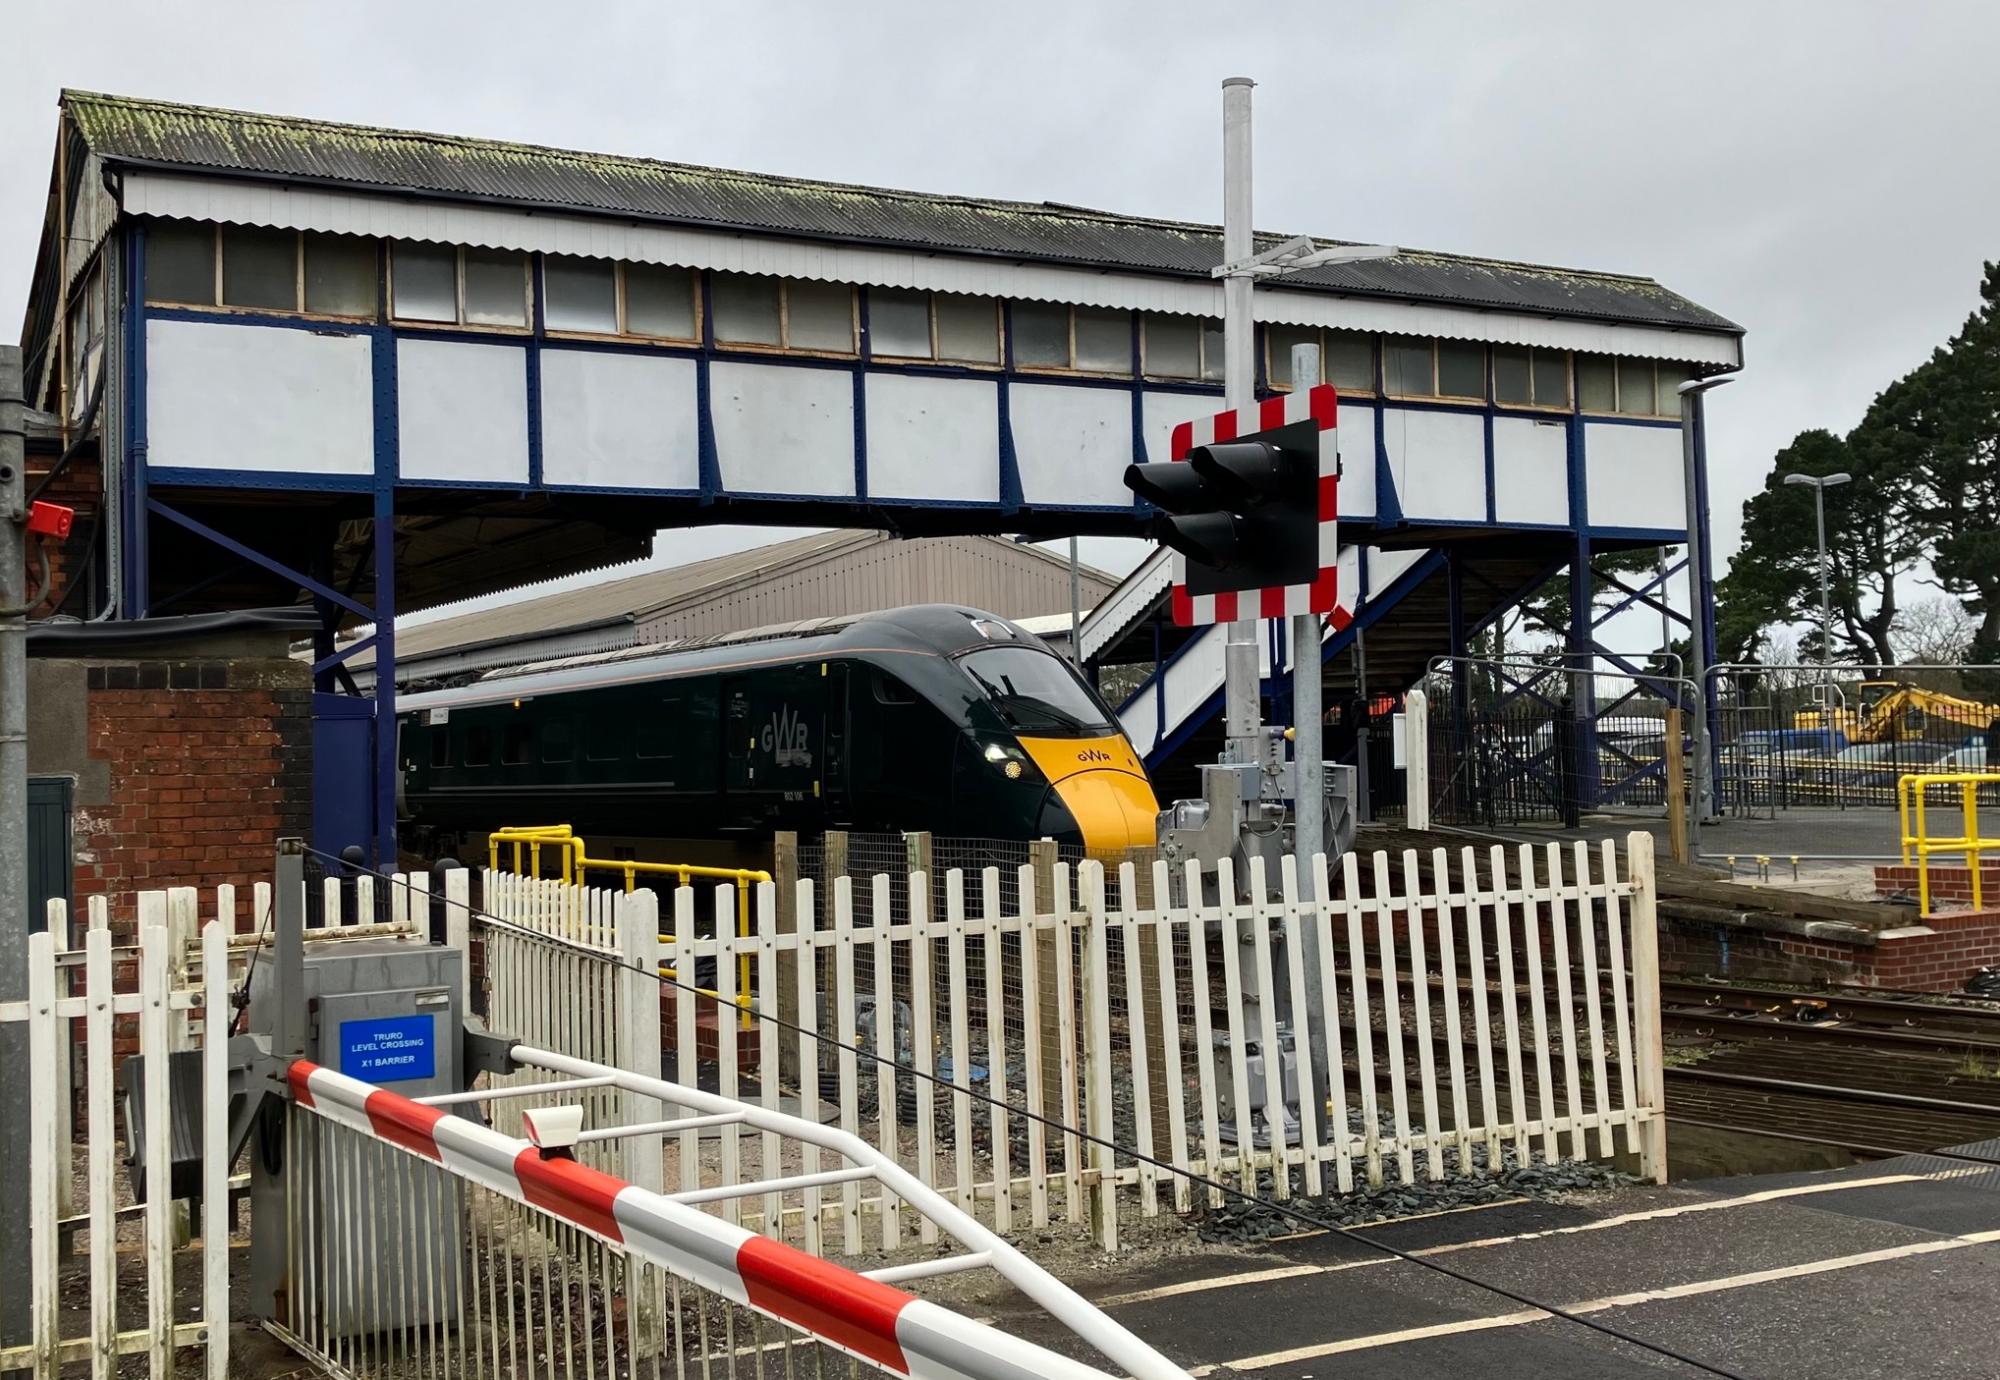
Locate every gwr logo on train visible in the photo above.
<box><xmin>762</xmin><ymin>705</ymin><xmax>813</xmax><ymax>768</ymax></box>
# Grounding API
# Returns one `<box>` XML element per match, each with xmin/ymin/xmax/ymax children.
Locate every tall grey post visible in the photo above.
<box><xmin>1219</xmin><ymin>77</ymin><xmax>1262</xmax><ymax>762</ymax></box>
<box><xmin>1289</xmin><ymin>341</ymin><xmax>1333</xmax><ymax>1141</ymax></box>
<box><xmin>1</xmin><ymin>344</ymin><xmax>30</xmax><ymax>1346</ymax></box>
<box><xmin>1677</xmin><ymin>374</ymin><xmax>1734</xmax><ymax>833</ymax></box>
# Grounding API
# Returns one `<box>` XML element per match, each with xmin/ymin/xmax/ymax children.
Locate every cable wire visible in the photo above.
<box><xmin>309</xmin><ymin>846</ymin><xmax>1773</xmax><ymax>1378</ymax></box>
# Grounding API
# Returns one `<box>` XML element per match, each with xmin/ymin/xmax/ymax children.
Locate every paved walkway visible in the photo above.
<box><xmin>994</xmin><ymin>1145</ymin><xmax>2000</xmax><ymax>1378</ymax></box>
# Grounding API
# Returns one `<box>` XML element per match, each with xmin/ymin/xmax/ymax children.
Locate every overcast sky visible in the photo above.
<box><xmin>8</xmin><ymin>0</ymin><xmax>1999</xmax><ymax>628</ymax></box>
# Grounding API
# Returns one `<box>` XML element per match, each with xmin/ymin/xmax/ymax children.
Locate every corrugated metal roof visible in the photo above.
<box><xmin>350</xmin><ymin>529</ymin><xmax>1116</xmax><ymax>670</ymax></box>
<box><xmin>66</xmin><ymin>91</ymin><xmax>1739</xmax><ymax>335</ymax></box>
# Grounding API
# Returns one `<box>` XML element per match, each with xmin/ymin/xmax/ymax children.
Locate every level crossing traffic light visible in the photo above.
<box><xmin>1127</xmin><ymin>385</ymin><xmax>1339</xmax><ymax>626</ymax></box>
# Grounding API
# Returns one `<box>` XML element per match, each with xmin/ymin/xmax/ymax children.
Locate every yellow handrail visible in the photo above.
<box><xmin>487</xmin><ymin>824</ymin><xmax>770</xmax><ymax>1027</ymax></box>
<box><xmin>1897</xmin><ymin>772</ymin><xmax>2000</xmax><ymax>914</ymax></box>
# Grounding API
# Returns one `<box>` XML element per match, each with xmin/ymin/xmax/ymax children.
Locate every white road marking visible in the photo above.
<box><xmin>1210</xmin><ymin>1227</ymin><xmax>2000</xmax><ymax>1372</ymax></box>
<box><xmin>1101</xmin><ymin>1170</ymin><xmax>1949</xmax><ymax>1310</ymax></box>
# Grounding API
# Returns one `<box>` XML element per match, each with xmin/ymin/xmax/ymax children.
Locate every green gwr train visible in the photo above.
<box><xmin>397</xmin><ymin>605</ymin><xmax>1161</xmax><ymax>855</ymax></box>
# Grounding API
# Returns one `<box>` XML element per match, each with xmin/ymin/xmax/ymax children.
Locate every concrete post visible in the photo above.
<box><xmin>1218</xmin><ymin>76</ymin><xmax>1262</xmax><ymax>764</ymax></box>
<box><xmin>773</xmin><ymin>831</ymin><xmax>802</xmax><ymax>1079</ymax></box>
<box><xmin>0</xmin><ymin>342</ymin><xmax>29</xmax><ymax>1347</ymax></box>
<box><xmin>1030</xmin><ymin>838</ymin><xmax>1062</xmax><ymax>1120</ymax></box>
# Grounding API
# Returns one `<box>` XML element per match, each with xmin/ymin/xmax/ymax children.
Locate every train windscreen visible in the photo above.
<box><xmin>958</xmin><ymin>646</ymin><xmax>1112</xmax><ymax>736</ymax></box>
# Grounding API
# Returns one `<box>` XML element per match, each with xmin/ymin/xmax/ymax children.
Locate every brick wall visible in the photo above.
<box><xmin>23</xmin><ymin>450</ymin><xmax>104</xmax><ymax>618</ymax></box>
<box><xmin>1662</xmin><ymin>905</ymin><xmax>2000</xmax><ymax>994</ymax></box>
<box><xmin>1875</xmin><ymin>862</ymin><xmax>2000</xmax><ymax>909</ymax></box>
<box><xmin>70</xmin><ymin>655</ymin><xmax>312</xmax><ymax>934</ymax></box>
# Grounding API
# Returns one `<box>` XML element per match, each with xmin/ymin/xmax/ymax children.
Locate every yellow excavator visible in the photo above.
<box><xmin>1795</xmin><ymin>680</ymin><xmax>2000</xmax><ymax>744</ymax></box>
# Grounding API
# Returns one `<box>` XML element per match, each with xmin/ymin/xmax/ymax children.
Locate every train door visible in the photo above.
<box><xmin>723</xmin><ymin>677</ymin><xmax>756</xmax><ymax>808</ymax></box>
<box><xmin>822</xmin><ymin>663</ymin><xmax>851</xmax><ymax>821</ymax></box>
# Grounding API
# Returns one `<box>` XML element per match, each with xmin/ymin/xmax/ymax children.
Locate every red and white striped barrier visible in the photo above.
<box><xmin>289</xmin><ymin>1061</ymin><xmax>1129</xmax><ymax>1380</ymax></box>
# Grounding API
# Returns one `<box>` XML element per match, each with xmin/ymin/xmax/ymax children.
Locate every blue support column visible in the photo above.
<box><xmin>123</xmin><ymin>226</ymin><xmax>151</xmax><ymax>617</ymax></box>
<box><xmin>372</xmin><ymin>485</ymin><xmax>397</xmax><ymax>868</ymax></box>
<box><xmin>1568</xmin><ymin>536</ymin><xmax>1600</xmax><ymax>810</ymax></box>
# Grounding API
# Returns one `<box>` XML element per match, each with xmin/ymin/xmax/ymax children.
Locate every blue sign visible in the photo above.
<box><xmin>338</xmin><ymin>1013</ymin><xmax>437</xmax><ymax>1084</ymax></box>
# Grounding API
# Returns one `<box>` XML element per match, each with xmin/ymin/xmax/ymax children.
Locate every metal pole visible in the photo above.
<box><xmin>0</xmin><ymin>343</ymin><xmax>29</xmax><ymax>1348</ymax></box>
<box><xmin>1814</xmin><ymin>484</ymin><xmax>1834</xmax><ymax>737</ymax></box>
<box><xmin>1219</xmin><ymin>76</ymin><xmax>1261</xmax><ymax>761</ymax></box>
<box><xmin>1677</xmin><ymin>378</ymin><xmax>1729</xmax><ymax>828</ymax></box>
<box><xmin>1290</xmin><ymin>342</ymin><xmax>1324</xmax><ymax>884</ymax></box>
<box><xmin>1068</xmin><ymin>535</ymin><xmax>1082</xmax><ymax>666</ymax></box>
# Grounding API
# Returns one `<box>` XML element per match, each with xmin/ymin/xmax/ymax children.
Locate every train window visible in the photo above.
<box><xmin>871</xmin><ymin>672</ymin><xmax>915</xmax><ymax>707</ymax></box>
<box><xmin>501</xmin><ymin>722</ymin><xmax>532</xmax><ymax>765</ymax></box>
<box><xmin>463</xmin><ymin>724</ymin><xmax>492</xmax><ymax>766</ymax></box>
<box><xmin>428</xmin><ymin>726</ymin><xmax>450</xmax><ymax>768</ymax></box>
<box><xmin>542</xmin><ymin>720</ymin><xmax>574</xmax><ymax>763</ymax></box>
<box><xmin>958</xmin><ymin>646</ymin><xmax>1110</xmax><ymax>734</ymax></box>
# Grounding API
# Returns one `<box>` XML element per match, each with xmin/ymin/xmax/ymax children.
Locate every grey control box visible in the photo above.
<box><xmin>249</xmin><ymin>938</ymin><xmax>466</xmax><ymax>1334</ymax></box>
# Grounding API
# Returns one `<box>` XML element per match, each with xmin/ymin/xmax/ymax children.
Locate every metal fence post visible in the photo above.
<box><xmin>1627</xmin><ymin>831</ymin><xmax>1668</xmax><ymax>1183</ymax></box>
<box><xmin>0</xmin><ymin>343</ymin><xmax>29</xmax><ymax>1350</ymax></box>
<box><xmin>1664</xmin><ymin>707</ymin><xmax>1690</xmax><ymax>864</ymax></box>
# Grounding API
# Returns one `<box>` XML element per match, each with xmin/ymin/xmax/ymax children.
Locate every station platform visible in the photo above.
<box><xmin>989</xmin><ymin>1145</ymin><xmax>2000</xmax><ymax>1379</ymax></box>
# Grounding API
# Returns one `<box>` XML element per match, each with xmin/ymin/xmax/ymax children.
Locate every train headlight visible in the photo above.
<box><xmin>981</xmin><ymin>741</ymin><xmax>1035</xmax><ymax>781</ymax></box>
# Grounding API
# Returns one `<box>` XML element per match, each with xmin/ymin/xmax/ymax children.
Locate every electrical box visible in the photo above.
<box><xmin>248</xmin><ymin>938</ymin><xmax>465</xmax><ymax>1334</ymax></box>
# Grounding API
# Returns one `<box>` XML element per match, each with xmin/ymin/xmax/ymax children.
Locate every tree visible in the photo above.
<box><xmin>1716</xmin><ymin>428</ymin><xmax>1916</xmax><ymax>668</ymax></box>
<box><xmin>1894</xmin><ymin>597</ymin><xmax>1975</xmax><ymax>666</ymax></box>
<box><xmin>1891</xmin><ymin>262</ymin><xmax>2000</xmax><ymax>683</ymax></box>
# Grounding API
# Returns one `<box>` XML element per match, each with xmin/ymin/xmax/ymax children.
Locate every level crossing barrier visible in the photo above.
<box><xmin>283</xmin><ymin>1057</ymin><xmax>1181</xmax><ymax>1380</ymax></box>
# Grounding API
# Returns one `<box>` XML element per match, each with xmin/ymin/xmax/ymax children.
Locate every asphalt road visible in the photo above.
<box><xmin>991</xmin><ymin>1145</ymin><xmax>2000</xmax><ymax>1379</ymax></box>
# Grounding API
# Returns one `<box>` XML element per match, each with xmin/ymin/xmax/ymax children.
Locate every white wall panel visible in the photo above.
<box><xmin>1011</xmin><ymin>384</ymin><xmax>1132</xmax><ymax>508</ymax></box>
<box><xmin>1365</xmin><ymin>547</ymin><xmax>1427</xmax><ymax>601</ymax></box>
<box><xmin>147</xmin><ymin>319</ymin><xmax>373</xmax><ymax>476</ymax></box>
<box><xmin>1138</xmin><ymin>389</ymin><xmax>1198</xmax><ymax>469</ymax></box>
<box><xmin>1333</xmin><ymin>401</ymin><xmax>1377</xmax><ymax>521</ymax></box>
<box><xmin>397</xmin><ymin>339</ymin><xmax>530</xmax><ymax>483</ymax></box>
<box><xmin>1583</xmin><ymin>422</ymin><xmax>1687</xmax><ymax>532</ymax></box>
<box><xmin>865</xmin><ymin>374</ymin><xmax>999</xmax><ymax>503</ymax></box>
<box><xmin>540</xmin><ymin>349</ymin><xmax>700</xmax><ymax>490</ymax></box>
<box><xmin>1383</xmin><ymin>408</ymin><xmax>1486</xmax><ymax>522</ymax></box>
<box><xmin>711</xmin><ymin>362</ymin><xmax>854</xmax><ymax>497</ymax></box>
<box><xmin>1492</xmin><ymin>416</ymin><xmax>1571</xmax><ymax>525</ymax></box>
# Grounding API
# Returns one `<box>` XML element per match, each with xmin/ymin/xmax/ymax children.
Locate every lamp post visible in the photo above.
<box><xmin>1678</xmin><ymin>373</ymin><xmax>1736</xmax><ymax>829</ymax></box>
<box><xmin>1783</xmin><ymin>470</ymin><xmax>1851</xmax><ymax>741</ymax></box>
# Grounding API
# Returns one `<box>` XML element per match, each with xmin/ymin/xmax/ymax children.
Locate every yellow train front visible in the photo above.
<box><xmin>399</xmin><ymin>604</ymin><xmax>1160</xmax><ymax>855</ymax></box>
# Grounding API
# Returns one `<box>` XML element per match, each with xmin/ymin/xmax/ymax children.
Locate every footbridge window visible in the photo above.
<box><xmin>543</xmin><ymin>256</ymin><xmax>699</xmax><ymax>341</ymax></box>
<box><xmin>1012</xmin><ymin>302</ymin><xmax>1132</xmax><ymax>375</ymax></box>
<box><xmin>1140</xmin><ymin>313</ymin><xmax>1224</xmax><ymax>382</ymax></box>
<box><xmin>1266</xmin><ymin>325</ymin><xmax>1374</xmax><ymax>392</ymax></box>
<box><xmin>143</xmin><ymin>220</ymin><xmax>378</xmax><ymax>319</ymax></box>
<box><xmin>1386</xmin><ymin>335</ymin><xmax>1487</xmax><ymax>401</ymax></box>
<box><xmin>391</xmin><ymin>242</ymin><xmax>530</xmax><ymax>329</ymax></box>
<box><xmin>713</xmin><ymin>273</ymin><xmax>856</xmax><ymax>355</ymax></box>
<box><xmin>1578</xmin><ymin>354</ymin><xmax>1695</xmax><ymax>418</ymax></box>
<box><xmin>869</xmin><ymin>289</ymin><xmax>1002</xmax><ymax>365</ymax></box>
<box><xmin>1493</xmin><ymin>344</ymin><xmax>1572</xmax><ymax>410</ymax></box>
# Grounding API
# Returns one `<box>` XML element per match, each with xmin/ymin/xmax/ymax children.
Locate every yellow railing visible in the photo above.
<box><xmin>487</xmin><ymin>825</ymin><xmax>768</xmax><ymax>1026</ymax></box>
<box><xmin>1897</xmin><ymin>773</ymin><xmax>2000</xmax><ymax>914</ymax></box>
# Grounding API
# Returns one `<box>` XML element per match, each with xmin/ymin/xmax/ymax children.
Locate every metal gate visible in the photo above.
<box><xmin>1419</xmin><ymin>657</ymin><xmax>1691</xmax><ymax>831</ymax></box>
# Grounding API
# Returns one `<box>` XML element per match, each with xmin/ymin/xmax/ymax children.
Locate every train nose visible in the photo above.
<box><xmin>1047</xmin><ymin>768</ymin><xmax>1160</xmax><ymax>854</ymax></box>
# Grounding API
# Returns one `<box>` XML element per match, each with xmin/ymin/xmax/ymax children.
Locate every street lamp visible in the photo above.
<box><xmin>1678</xmin><ymin>372</ymin><xmax>1736</xmax><ymax>829</ymax></box>
<box><xmin>1012</xmin><ymin>534</ymin><xmax>1083</xmax><ymax>665</ymax></box>
<box><xmin>1783</xmin><ymin>471</ymin><xmax>1851</xmax><ymax>739</ymax></box>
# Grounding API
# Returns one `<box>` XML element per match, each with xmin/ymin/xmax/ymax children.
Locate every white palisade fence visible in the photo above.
<box><xmin>2</xmin><ymin>874</ymin><xmax>435</xmax><ymax>1380</ymax></box>
<box><xmin>481</xmin><ymin>832</ymin><xmax>1667</xmax><ymax>1255</ymax></box>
